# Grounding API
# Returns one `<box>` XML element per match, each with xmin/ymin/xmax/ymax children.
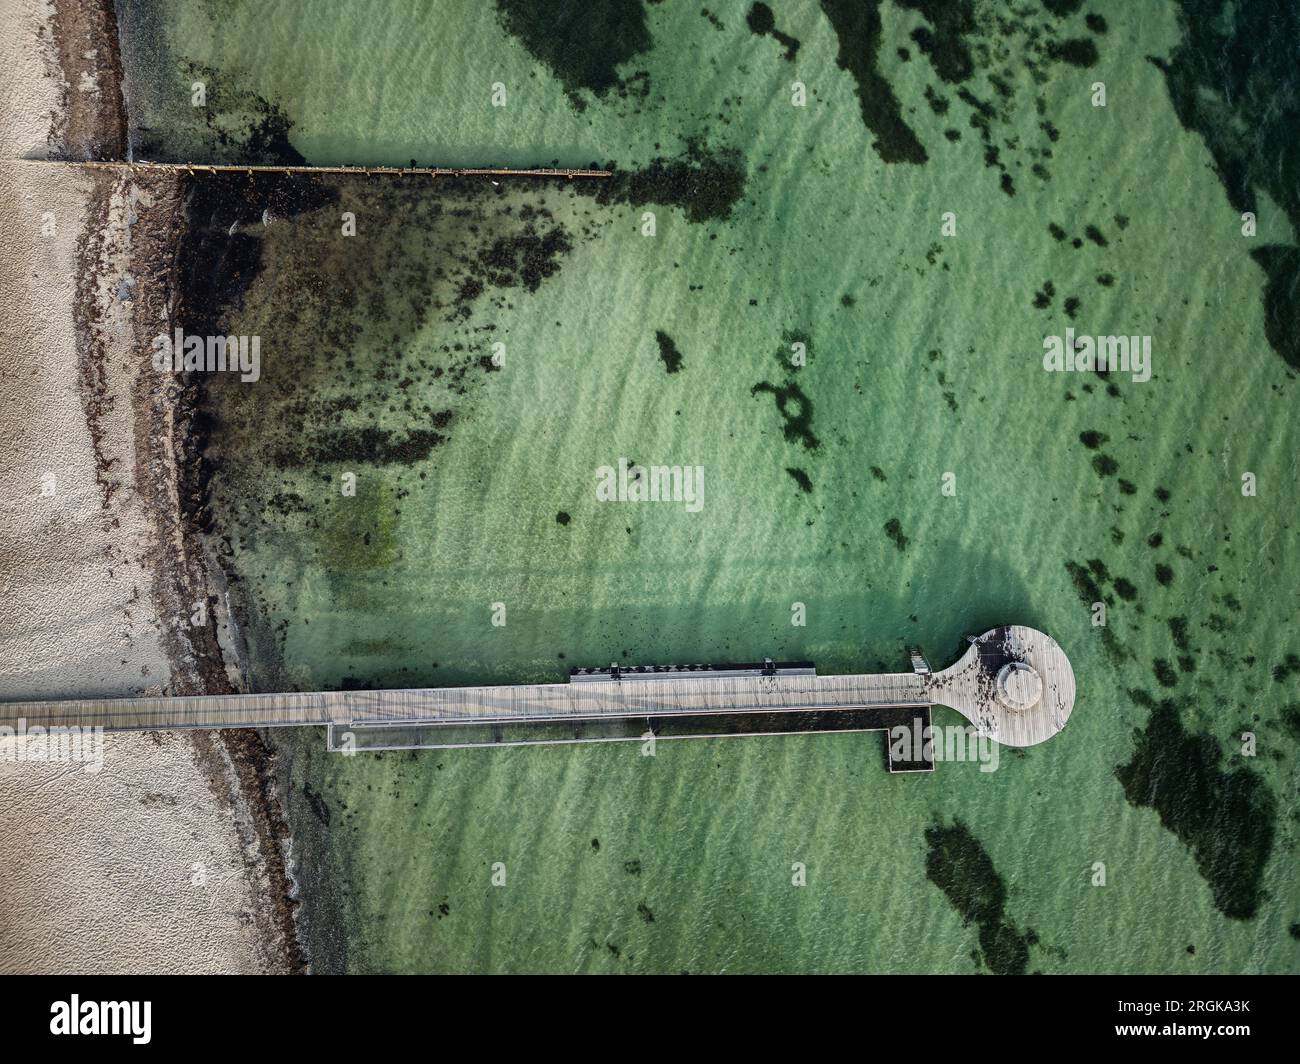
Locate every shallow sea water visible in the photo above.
<box><xmin>117</xmin><ymin>0</ymin><xmax>1299</xmax><ymax>972</ymax></box>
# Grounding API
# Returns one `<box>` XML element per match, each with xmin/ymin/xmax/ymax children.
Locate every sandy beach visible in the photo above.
<box><xmin>0</xmin><ymin>0</ymin><xmax>297</xmax><ymax>973</ymax></box>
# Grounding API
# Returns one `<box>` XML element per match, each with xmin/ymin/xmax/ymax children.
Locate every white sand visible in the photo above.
<box><xmin>0</xmin><ymin>733</ymin><xmax>272</xmax><ymax>974</ymax></box>
<box><xmin>0</xmin><ymin>0</ymin><xmax>288</xmax><ymax>973</ymax></box>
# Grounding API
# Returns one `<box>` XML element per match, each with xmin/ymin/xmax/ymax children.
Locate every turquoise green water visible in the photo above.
<box><xmin>119</xmin><ymin>1</ymin><xmax>1299</xmax><ymax>971</ymax></box>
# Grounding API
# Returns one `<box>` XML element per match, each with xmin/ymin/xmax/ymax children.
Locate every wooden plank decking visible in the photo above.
<box><xmin>0</xmin><ymin>672</ymin><xmax>929</xmax><ymax>732</ymax></box>
<box><xmin>0</xmin><ymin>626</ymin><xmax>1076</xmax><ymax>749</ymax></box>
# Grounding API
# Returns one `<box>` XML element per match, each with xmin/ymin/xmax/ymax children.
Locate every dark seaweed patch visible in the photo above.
<box><xmin>479</xmin><ymin>226</ymin><xmax>573</xmax><ymax>292</ymax></box>
<box><xmin>1065</xmin><ymin>560</ymin><xmax>1102</xmax><ymax>605</ymax></box>
<box><xmin>1249</xmin><ymin>246</ymin><xmax>1300</xmax><ymax>369</ymax></box>
<box><xmin>1169</xmin><ymin>616</ymin><xmax>1190</xmax><ymax>650</ymax></box>
<box><xmin>745</xmin><ymin>3</ymin><xmax>774</xmax><ymax>32</ymax></box>
<box><xmin>1092</xmin><ymin>453</ymin><xmax>1118</xmax><ymax>477</ymax></box>
<box><xmin>1048</xmin><ymin>38</ymin><xmax>1098</xmax><ymax>66</ymax></box>
<box><xmin>1281</xmin><ymin>705</ymin><xmax>1300</xmax><ymax>741</ymax></box>
<box><xmin>494</xmin><ymin>0</ymin><xmax>653</xmax><ymax>98</ymax></box>
<box><xmin>274</xmin><ymin>428</ymin><xmax>446</xmax><ymax>468</ymax></box>
<box><xmin>1116</xmin><ymin>698</ymin><xmax>1276</xmax><ymax>919</ymax></box>
<box><xmin>1155</xmin><ymin>563</ymin><xmax>1173</xmax><ymax>586</ymax></box>
<box><xmin>785</xmin><ymin>467</ymin><xmax>813</xmax><ymax>493</ymax></box>
<box><xmin>747</xmin><ymin>2</ymin><xmax>800</xmax><ymax>61</ymax></box>
<box><xmin>654</xmin><ymin>330</ymin><xmax>684</xmax><ymax>373</ymax></box>
<box><xmin>182</xmin><ymin>174</ymin><xmax>592</xmax><ymax>621</ymax></box>
<box><xmin>895</xmin><ymin>0</ymin><xmax>977</xmax><ymax>84</ymax></box>
<box><xmin>172</xmin><ymin>172</ymin><xmax>341</xmax><ymax>532</ymax></box>
<box><xmin>815</xmin><ymin>0</ymin><xmax>1112</xmax><ymax>193</ymax></box>
<box><xmin>1041</xmin><ymin>0</ymin><xmax>1084</xmax><ymax>14</ymax></box>
<box><xmin>303</xmin><ymin>782</ymin><xmax>331</xmax><ymax>826</ymax></box>
<box><xmin>884</xmin><ymin>517</ymin><xmax>909</xmax><ymax>551</ymax></box>
<box><xmin>1079</xmin><ymin>429</ymin><xmax>1107</xmax><ymax>449</ymax></box>
<box><xmin>179</xmin><ymin>174</ymin><xmax>339</xmax><ymax>336</ymax></box>
<box><xmin>1273</xmin><ymin>654</ymin><xmax>1300</xmax><ymax>683</ymax></box>
<box><xmin>142</xmin><ymin>60</ymin><xmax>310</xmax><ymax>165</ymax></box>
<box><xmin>924</xmin><ymin>819</ymin><xmax>1031</xmax><ymax>975</ymax></box>
<box><xmin>593</xmin><ymin>142</ymin><xmax>747</xmax><ymax>223</ymax></box>
<box><xmin>750</xmin><ymin>379</ymin><xmax>820</xmax><ymax>450</ymax></box>
<box><xmin>1154</xmin><ymin>2</ymin><xmax>1300</xmax><ymax>368</ymax></box>
<box><xmin>818</xmin><ymin>0</ymin><xmax>928</xmax><ymax>163</ymax></box>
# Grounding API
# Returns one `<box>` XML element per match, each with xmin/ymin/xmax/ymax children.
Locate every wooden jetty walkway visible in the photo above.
<box><xmin>0</xmin><ymin>628</ymin><xmax>1075</xmax><ymax>767</ymax></box>
<box><xmin>46</xmin><ymin>160</ymin><xmax>611</xmax><ymax>179</ymax></box>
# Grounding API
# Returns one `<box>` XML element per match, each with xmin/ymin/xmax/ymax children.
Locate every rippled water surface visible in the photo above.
<box><xmin>118</xmin><ymin>0</ymin><xmax>1299</xmax><ymax>972</ymax></box>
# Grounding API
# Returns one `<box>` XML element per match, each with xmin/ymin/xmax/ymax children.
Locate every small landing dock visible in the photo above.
<box><xmin>0</xmin><ymin>626</ymin><xmax>1075</xmax><ymax>772</ymax></box>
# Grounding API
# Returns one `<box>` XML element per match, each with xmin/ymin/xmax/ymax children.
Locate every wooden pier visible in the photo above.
<box><xmin>0</xmin><ymin>627</ymin><xmax>1075</xmax><ymax>765</ymax></box>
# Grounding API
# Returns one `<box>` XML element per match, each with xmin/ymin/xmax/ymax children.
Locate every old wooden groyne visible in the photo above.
<box><xmin>48</xmin><ymin>160</ymin><xmax>611</xmax><ymax>179</ymax></box>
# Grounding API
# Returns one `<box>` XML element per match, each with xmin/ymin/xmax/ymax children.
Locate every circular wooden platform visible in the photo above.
<box><xmin>925</xmin><ymin>626</ymin><xmax>1076</xmax><ymax>747</ymax></box>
